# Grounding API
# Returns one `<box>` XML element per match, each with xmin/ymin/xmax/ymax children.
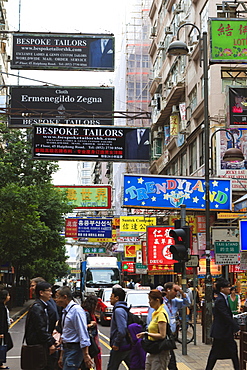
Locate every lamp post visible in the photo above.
<box><xmin>167</xmin><ymin>24</ymin><xmax>244</xmax><ymax>344</ymax></box>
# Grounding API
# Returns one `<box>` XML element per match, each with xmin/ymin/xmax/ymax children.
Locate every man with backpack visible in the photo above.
<box><xmin>107</xmin><ymin>287</ymin><xmax>131</xmax><ymax>370</ymax></box>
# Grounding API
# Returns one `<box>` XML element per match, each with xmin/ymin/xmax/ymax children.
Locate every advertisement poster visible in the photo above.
<box><xmin>210</xmin><ymin>18</ymin><xmax>247</xmax><ymax>63</ymax></box>
<box><xmin>77</xmin><ymin>218</ymin><xmax>112</xmax><ymax>238</ymax></box>
<box><xmin>228</xmin><ymin>87</ymin><xmax>247</xmax><ymax>127</ymax></box>
<box><xmin>33</xmin><ymin>125</ymin><xmax>150</xmax><ymax>162</ymax></box>
<box><xmin>123</xmin><ymin>174</ymin><xmax>232</xmax><ymax>211</ymax></box>
<box><xmin>11</xmin><ymin>33</ymin><xmax>114</xmax><ymax>71</ymax></box>
<box><xmin>147</xmin><ymin>226</ymin><xmax>177</xmax><ymax>265</ymax></box>
<box><xmin>216</xmin><ymin>128</ymin><xmax>247</xmax><ymax>191</ymax></box>
<box><xmin>120</xmin><ymin>216</ymin><xmax>156</xmax><ymax>233</ymax></box>
<box><xmin>9</xmin><ymin>86</ymin><xmax>114</xmax><ymax>127</ymax></box>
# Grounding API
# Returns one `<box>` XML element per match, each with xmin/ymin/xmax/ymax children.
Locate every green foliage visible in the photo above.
<box><xmin>0</xmin><ymin>123</ymin><xmax>73</xmax><ymax>284</ymax></box>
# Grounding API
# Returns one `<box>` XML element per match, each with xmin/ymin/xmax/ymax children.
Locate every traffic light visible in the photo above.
<box><xmin>169</xmin><ymin>226</ymin><xmax>191</xmax><ymax>262</ymax></box>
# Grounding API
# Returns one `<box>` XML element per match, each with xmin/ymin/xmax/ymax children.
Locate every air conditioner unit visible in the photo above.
<box><xmin>150</xmin><ymin>26</ymin><xmax>157</xmax><ymax>37</ymax></box>
<box><xmin>158</xmin><ymin>41</ymin><xmax>165</xmax><ymax>50</ymax></box>
<box><xmin>174</xmin><ymin>3</ymin><xmax>184</xmax><ymax>13</ymax></box>
<box><xmin>151</xmin><ymin>100</ymin><xmax>157</xmax><ymax>107</ymax></box>
<box><xmin>165</xmin><ymin>26</ymin><xmax>173</xmax><ymax>34</ymax></box>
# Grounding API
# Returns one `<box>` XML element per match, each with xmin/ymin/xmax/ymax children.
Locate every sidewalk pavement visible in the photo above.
<box><xmin>9</xmin><ymin>299</ymin><xmax>34</xmax><ymax>321</ymax></box>
<box><xmin>175</xmin><ymin>323</ymin><xmax>240</xmax><ymax>370</ymax></box>
<box><xmin>9</xmin><ymin>301</ymin><xmax>240</xmax><ymax>370</ymax></box>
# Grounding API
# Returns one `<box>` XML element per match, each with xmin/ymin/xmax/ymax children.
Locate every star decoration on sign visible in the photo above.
<box><xmin>138</xmin><ymin>177</ymin><xmax>144</xmax><ymax>184</ymax></box>
<box><xmin>151</xmin><ymin>196</ymin><xmax>156</xmax><ymax>202</ymax></box>
<box><xmin>225</xmin><ymin>188</ymin><xmax>229</xmax><ymax>191</ymax></box>
<box><xmin>212</xmin><ymin>180</ymin><xmax>218</xmax><ymax>187</ymax></box>
<box><xmin>141</xmin><ymin>201</ymin><xmax>146</xmax><ymax>205</ymax></box>
<box><xmin>163</xmin><ymin>194</ymin><xmax>170</xmax><ymax>200</ymax></box>
<box><xmin>184</xmin><ymin>193</ymin><xmax>191</xmax><ymax>199</ymax></box>
<box><xmin>193</xmin><ymin>196</ymin><xmax>199</xmax><ymax>203</ymax></box>
<box><xmin>125</xmin><ymin>198</ymin><xmax>129</xmax><ymax>202</ymax></box>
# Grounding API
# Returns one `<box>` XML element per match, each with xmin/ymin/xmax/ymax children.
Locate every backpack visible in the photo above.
<box><xmin>115</xmin><ymin>306</ymin><xmax>145</xmax><ymax>344</ymax></box>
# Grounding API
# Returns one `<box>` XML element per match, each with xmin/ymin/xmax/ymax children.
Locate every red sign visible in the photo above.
<box><xmin>65</xmin><ymin>218</ymin><xmax>78</xmax><ymax>237</ymax></box>
<box><xmin>142</xmin><ymin>241</ymin><xmax>147</xmax><ymax>265</ymax></box>
<box><xmin>122</xmin><ymin>261</ymin><xmax>135</xmax><ymax>273</ymax></box>
<box><xmin>147</xmin><ymin>226</ymin><xmax>176</xmax><ymax>265</ymax></box>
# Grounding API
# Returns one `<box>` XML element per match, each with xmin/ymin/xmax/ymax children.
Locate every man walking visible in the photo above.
<box><xmin>205</xmin><ymin>278</ymin><xmax>239</xmax><ymax>370</ymax></box>
<box><xmin>55</xmin><ymin>286</ymin><xmax>93</xmax><ymax>370</ymax></box>
<box><xmin>163</xmin><ymin>282</ymin><xmax>191</xmax><ymax>370</ymax></box>
<box><xmin>23</xmin><ymin>281</ymin><xmax>57</xmax><ymax>370</ymax></box>
<box><xmin>107</xmin><ymin>287</ymin><xmax>131</xmax><ymax>370</ymax></box>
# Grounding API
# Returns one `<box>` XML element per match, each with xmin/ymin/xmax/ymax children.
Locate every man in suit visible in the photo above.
<box><xmin>89</xmin><ymin>38</ymin><xmax>114</xmax><ymax>68</ymax></box>
<box><xmin>124</xmin><ymin>128</ymin><xmax>150</xmax><ymax>160</ymax></box>
<box><xmin>205</xmin><ymin>278</ymin><xmax>239</xmax><ymax>370</ymax></box>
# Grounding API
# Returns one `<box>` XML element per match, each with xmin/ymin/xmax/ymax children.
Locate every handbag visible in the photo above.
<box><xmin>0</xmin><ymin>337</ymin><xmax>7</xmax><ymax>363</ymax></box>
<box><xmin>21</xmin><ymin>343</ymin><xmax>47</xmax><ymax>370</ymax></box>
<box><xmin>89</xmin><ymin>333</ymin><xmax>100</xmax><ymax>358</ymax></box>
<box><xmin>141</xmin><ymin>311</ymin><xmax>176</xmax><ymax>354</ymax></box>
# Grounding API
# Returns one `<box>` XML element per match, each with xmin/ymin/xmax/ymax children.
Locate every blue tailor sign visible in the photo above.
<box><xmin>77</xmin><ymin>218</ymin><xmax>112</xmax><ymax>238</ymax></box>
<box><xmin>123</xmin><ymin>175</ymin><xmax>232</xmax><ymax>211</ymax></box>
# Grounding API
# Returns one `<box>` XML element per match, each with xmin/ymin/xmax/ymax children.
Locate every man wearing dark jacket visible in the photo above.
<box><xmin>205</xmin><ymin>278</ymin><xmax>239</xmax><ymax>370</ymax></box>
<box><xmin>107</xmin><ymin>287</ymin><xmax>131</xmax><ymax>370</ymax></box>
<box><xmin>24</xmin><ymin>282</ymin><xmax>56</xmax><ymax>370</ymax></box>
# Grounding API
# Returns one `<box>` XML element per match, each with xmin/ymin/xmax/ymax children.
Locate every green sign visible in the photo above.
<box><xmin>210</xmin><ymin>18</ymin><xmax>247</xmax><ymax>63</ymax></box>
<box><xmin>136</xmin><ymin>263</ymin><xmax>148</xmax><ymax>269</ymax></box>
<box><xmin>83</xmin><ymin>247</ymin><xmax>106</xmax><ymax>254</ymax></box>
<box><xmin>214</xmin><ymin>241</ymin><xmax>239</xmax><ymax>254</ymax></box>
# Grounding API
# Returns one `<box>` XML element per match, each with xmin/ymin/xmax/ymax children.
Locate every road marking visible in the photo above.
<box><xmin>98</xmin><ymin>331</ymin><xmax>110</xmax><ymax>341</ymax></box>
<box><xmin>99</xmin><ymin>331</ymin><xmax>128</xmax><ymax>369</ymax></box>
<box><xmin>9</xmin><ymin>311</ymin><xmax>28</xmax><ymax>329</ymax></box>
<box><xmin>7</xmin><ymin>356</ymin><xmax>21</xmax><ymax>359</ymax></box>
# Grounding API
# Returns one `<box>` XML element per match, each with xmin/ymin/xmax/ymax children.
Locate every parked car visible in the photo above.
<box><xmin>95</xmin><ymin>288</ymin><xmax>113</xmax><ymax>326</ymax></box>
<box><xmin>125</xmin><ymin>288</ymin><xmax>150</xmax><ymax>324</ymax></box>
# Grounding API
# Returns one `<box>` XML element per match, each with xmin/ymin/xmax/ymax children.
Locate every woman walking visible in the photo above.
<box><xmin>81</xmin><ymin>295</ymin><xmax>102</xmax><ymax>370</ymax></box>
<box><xmin>0</xmin><ymin>289</ymin><xmax>13</xmax><ymax>369</ymax></box>
<box><xmin>228</xmin><ymin>286</ymin><xmax>240</xmax><ymax>315</ymax></box>
<box><xmin>136</xmin><ymin>289</ymin><xmax>170</xmax><ymax>370</ymax></box>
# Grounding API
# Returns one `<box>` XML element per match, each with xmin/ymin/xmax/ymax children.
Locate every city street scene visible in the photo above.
<box><xmin>0</xmin><ymin>0</ymin><xmax>247</xmax><ymax>369</ymax></box>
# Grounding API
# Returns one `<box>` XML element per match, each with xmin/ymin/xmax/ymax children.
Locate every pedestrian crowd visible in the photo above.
<box><xmin>0</xmin><ymin>277</ymin><xmax>243</xmax><ymax>370</ymax></box>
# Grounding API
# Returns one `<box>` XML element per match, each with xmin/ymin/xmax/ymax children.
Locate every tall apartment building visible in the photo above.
<box><xmin>0</xmin><ymin>1</ymin><xmax>8</xmax><ymax>100</ymax></box>
<box><xmin>148</xmin><ymin>0</ymin><xmax>247</xmax><ymax>204</ymax></box>
<box><xmin>113</xmin><ymin>0</ymin><xmax>152</xmax><ymax>214</ymax></box>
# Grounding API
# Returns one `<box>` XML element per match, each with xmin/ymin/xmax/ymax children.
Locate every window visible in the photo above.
<box><xmin>199</xmin><ymin>131</ymin><xmax>205</xmax><ymax>167</ymax></box>
<box><xmin>189</xmin><ymin>86</ymin><xmax>197</xmax><ymax>113</ymax></box>
<box><xmin>221</xmin><ymin>70</ymin><xmax>247</xmax><ymax>91</ymax></box>
<box><xmin>180</xmin><ymin>151</ymin><xmax>187</xmax><ymax>176</ymax></box>
<box><xmin>189</xmin><ymin>139</ymin><xmax>197</xmax><ymax>174</ymax></box>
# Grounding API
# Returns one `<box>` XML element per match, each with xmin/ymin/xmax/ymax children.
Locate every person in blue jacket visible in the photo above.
<box><xmin>107</xmin><ymin>287</ymin><xmax>131</xmax><ymax>370</ymax></box>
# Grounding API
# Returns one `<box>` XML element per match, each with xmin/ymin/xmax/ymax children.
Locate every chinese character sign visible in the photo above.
<box><xmin>120</xmin><ymin>216</ymin><xmax>156</xmax><ymax>233</ymax></box>
<box><xmin>147</xmin><ymin>226</ymin><xmax>177</xmax><ymax>265</ymax></box>
<box><xmin>210</xmin><ymin>19</ymin><xmax>247</xmax><ymax>63</ymax></box>
<box><xmin>55</xmin><ymin>185</ymin><xmax>112</xmax><ymax>209</ymax></box>
<box><xmin>77</xmin><ymin>218</ymin><xmax>112</xmax><ymax>238</ymax></box>
<box><xmin>65</xmin><ymin>218</ymin><xmax>78</xmax><ymax>237</ymax></box>
<box><xmin>123</xmin><ymin>175</ymin><xmax>232</xmax><ymax>211</ymax></box>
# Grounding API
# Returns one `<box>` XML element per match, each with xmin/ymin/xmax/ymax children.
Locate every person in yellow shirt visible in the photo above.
<box><xmin>137</xmin><ymin>290</ymin><xmax>170</xmax><ymax>370</ymax></box>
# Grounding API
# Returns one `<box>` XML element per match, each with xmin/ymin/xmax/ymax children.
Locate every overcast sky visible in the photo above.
<box><xmin>5</xmin><ymin>0</ymin><xmax>129</xmax><ymax>185</ymax></box>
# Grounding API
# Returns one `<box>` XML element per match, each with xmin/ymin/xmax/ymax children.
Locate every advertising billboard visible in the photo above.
<box><xmin>33</xmin><ymin>125</ymin><xmax>150</xmax><ymax>162</ymax></box>
<box><xmin>216</xmin><ymin>128</ymin><xmax>247</xmax><ymax>191</ymax></box>
<box><xmin>228</xmin><ymin>87</ymin><xmax>247</xmax><ymax>127</ymax></box>
<box><xmin>210</xmin><ymin>18</ymin><xmax>247</xmax><ymax>64</ymax></box>
<box><xmin>123</xmin><ymin>174</ymin><xmax>232</xmax><ymax>211</ymax></box>
<box><xmin>11</xmin><ymin>33</ymin><xmax>114</xmax><ymax>71</ymax></box>
<box><xmin>55</xmin><ymin>185</ymin><xmax>112</xmax><ymax>209</ymax></box>
<box><xmin>147</xmin><ymin>226</ymin><xmax>176</xmax><ymax>265</ymax></box>
<box><xmin>9</xmin><ymin>86</ymin><xmax>114</xmax><ymax>127</ymax></box>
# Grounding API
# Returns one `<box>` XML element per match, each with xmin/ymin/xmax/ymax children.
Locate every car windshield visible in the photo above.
<box><xmin>126</xmin><ymin>293</ymin><xmax>149</xmax><ymax>307</ymax></box>
<box><xmin>86</xmin><ymin>268</ymin><xmax>120</xmax><ymax>284</ymax></box>
<box><xmin>104</xmin><ymin>290</ymin><xmax>112</xmax><ymax>302</ymax></box>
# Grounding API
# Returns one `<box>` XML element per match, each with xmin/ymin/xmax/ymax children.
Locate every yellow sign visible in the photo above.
<box><xmin>120</xmin><ymin>216</ymin><xmax>156</xmax><ymax>232</ymax></box>
<box><xmin>217</xmin><ymin>213</ymin><xmax>247</xmax><ymax>219</ymax></box>
<box><xmin>168</xmin><ymin>215</ymin><xmax>197</xmax><ymax>234</ymax></box>
<box><xmin>88</xmin><ymin>230</ymin><xmax>117</xmax><ymax>243</ymax></box>
<box><xmin>71</xmin><ymin>269</ymin><xmax>80</xmax><ymax>274</ymax></box>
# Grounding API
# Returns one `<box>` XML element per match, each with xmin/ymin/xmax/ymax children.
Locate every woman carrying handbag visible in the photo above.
<box><xmin>136</xmin><ymin>290</ymin><xmax>170</xmax><ymax>370</ymax></box>
<box><xmin>0</xmin><ymin>289</ymin><xmax>13</xmax><ymax>370</ymax></box>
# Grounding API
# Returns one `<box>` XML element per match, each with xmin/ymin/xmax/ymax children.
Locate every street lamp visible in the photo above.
<box><xmin>167</xmin><ymin>23</ymin><xmax>244</xmax><ymax>344</ymax></box>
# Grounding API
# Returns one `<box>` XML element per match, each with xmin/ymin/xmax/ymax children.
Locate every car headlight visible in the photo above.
<box><xmin>105</xmin><ymin>307</ymin><xmax>113</xmax><ymax>313</ymax></box>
